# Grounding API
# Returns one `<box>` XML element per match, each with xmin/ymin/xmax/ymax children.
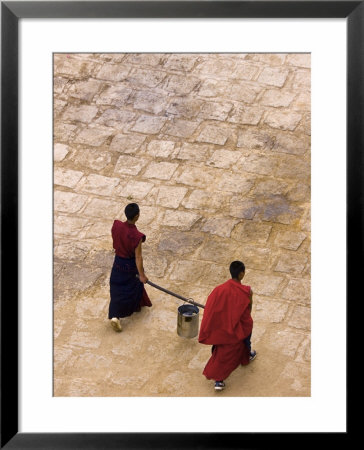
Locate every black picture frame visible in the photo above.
<box><xmin>1</xmin><ymin>1</ymin><xmax>357</xmax><ymax>448</ymax></box>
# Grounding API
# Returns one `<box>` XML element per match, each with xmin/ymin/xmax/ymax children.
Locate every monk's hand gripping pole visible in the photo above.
<box><xmin>136</xmin><ymin>275</ymin><xmax>205</xmax><ymax>309</ymax></box>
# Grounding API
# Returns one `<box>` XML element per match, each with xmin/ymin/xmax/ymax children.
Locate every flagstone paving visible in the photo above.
<box><xmin>53</xmin><ymin>53</ymin><xmax>311</xmax><ymax>397</ymax></box>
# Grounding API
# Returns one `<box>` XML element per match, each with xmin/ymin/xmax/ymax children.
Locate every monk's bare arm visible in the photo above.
<box><xmin>249</xmin><ymin>289</ymin><xmax>253</xmax><ymax>312</ymax></box>
<box><xmin>135</xmin><ymin>239</ymin><xmax>148</xmax><ymax>283</ymax></box>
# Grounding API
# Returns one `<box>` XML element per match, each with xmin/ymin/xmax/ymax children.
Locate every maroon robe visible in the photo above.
<box><xmin>198</xmin><ymin>279</ymin><xmax>253</xmax><ymax>381</ymax></box>
<box><xmin>111</xmin><ymin>220</ymin><xmax>151</xmax><ymax>308</ymax></box>
<box><xmin>112</xmin><ymin>220</ymin><xmax>146</xmax><ymax>259</ymax></box>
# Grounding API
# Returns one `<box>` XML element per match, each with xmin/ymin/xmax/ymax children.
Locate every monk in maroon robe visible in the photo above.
<box><xmin>198</xmin><ymin>261</ymin><xmax>256</xmax><ymax>391</ymax></box>
<box><xmin>108</xmin><ymin>203</ymin><xmax>152</xmax><ymax>332</ymax></box>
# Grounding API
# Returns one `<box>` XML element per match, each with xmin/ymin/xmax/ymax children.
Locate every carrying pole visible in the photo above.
<box><xmin>137</xmin><ymin>276</ymin><xmax>205</xmax><ymax>309</ymax></box>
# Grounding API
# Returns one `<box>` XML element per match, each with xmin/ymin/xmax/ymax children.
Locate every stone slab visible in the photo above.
<box><xmin>131</xmin><ymin>115</ymin><xmax>167</xmax><ymax>134</ymax></box>
<box><xmin>109</xmin><ymin>133</ymin><xmax>146</xmax><ymax>154</ymax></box>
<box><xmin>176</xmin><ymin>143</ymin><xmax>210</xmax><ymax>162</ymax></box>
<box><xmin>127</xmin><ymin>67</ymin><xmax>167</xmax><ymax>88</ymax></box>
<box><xmin>228</xmin><ymin>104</ymin><xmax>264</xmax><ymax>126</ymax></box>
<box><xmin>68</xmin><ymin>79</ymin><xmax>104</xmax><ymax>102</ymax></box>
<box><xmin>231</xmin><ymin>221</ymin><xmax>272</xmax><ymax>244</ymax></box>
<box><xmin>268</xmin><ymin>328</ymin><xmax>306</xmax><ymax>358</ymax></box>
<box><xmin>155</xmin><ymin>186</ymin><xmax>188</xmax><ymax>208</ymax></box>
<box><xmin>287</xmin><ymin>305</ymin><xmax>311</xmax><ymax>330</ymax></box>
<box><xmin>74</xmin><ymin>127</ymin><xmax>113</xmax><ymax>147</ymax></box>
<box><xmin>163</xmin><ymin>118</ymin><xmax>200</xmax><ymax>138</ymax></box>
<box><xmin>244</xmin><ymin>270</ymin><xmax>284</xmax><ymax>296</ymax></box>
<box><xmin>114</xmin><ymin>155</ymin><xmax>148</xmax><ymax>175</ymax></box>
<box><xmin>55</xmin><ymin>56</ymin><xmax>99</xmax><ymax>79</ymax></box>
<box><xmin>198</xmin><ymin>101</ymin><xmax>233</xmax><ymax>121</ymax></box>
<box><xmin>147</xmin><ymin>140</ymin><xmax>176</xmax><ymax>157</ymax></box>
<box><xmin>143</xmin><ymin>162</ymin><xmax>179</xmax><ymax>180</ymax></box>
<box><xmin>254</xmin><ymin>299</ymin><xmax>289</xmax><ymax>323</ymax></box>
<box><xmin>196</xmin><ymin>124</ymin><xmax>231</xmax><ymax>145</ymax></box>
<box><xmin>54</xmin><ymin>190</ymin><xmax>88</xmax><ymax>213</ymax></box>
<box><xmin>62</xmin><ymin>105</ymin><xmax>98</xmax><ymax>123</ymax></box>
<box><xmin>229</xmin><ymin>197</ymin><xmax>260</xmax><ymax>220</ymax></box>
<box><xmin>274</xmin><ymin>231</ymin><xmax>307</xmax><ymax>250</ymax></box>
<box><xmin>56</xmin><ymin>263</ymin><xmax>104</xmax><ymax>292</ymax></box>
<box><xmin>119</xmin><ymin>180</ymin><xmax>154</xmax><ymax>200</ymax></box>
<box><xmin>274</xmin><ymin>253</ymin><xmax>308</xmax><ymax>275</ymax></box>
<box><xmin>264</xmin><ymin>110</ymin><xmax>302</xmax><ymax>131</ymax></box>
<box><xmin>259</xmin><ymin>89</ymin><xmax>296</xmax><ymax>107</ymax></box>
<box><xmin>142</xmin><ymin>252</ymin><xmax>168</xmax><ymax>278</ymax></box>
<box><xmin>95</xmin><ymin>85</ymin><xmax>132</xmax><ymax>106</ymax></box>
<box><xmin>182</xmin><ymin>189</ymin><xmax>231</xmax><ymax>212</ymax></box>
<box><xmin>68</xmin><ymin>332</ymin><xmax>102</xmax><ymax>349</ymax></box>
<box><xmin>282</xmin><ymin>278</ymin><xmax>311</xmax><ymax>304</ymax></box>
<box><xmin>76</xmin><ymin>174</ymin><xmax>120</xmax><ymax>196</ymax></box>
<box><xmin>202</xmin><ymin>217</ymin><xmax>239</xmax><ymax>238</ymax></box>
<box><xmin>239</xmin><ymin>153</ymin><xmax>278</xmax><ymax>176</ymax></box>
<box><xmin>163</xmin><ymin>210</ymin><xmax>200</xmax><ymax>230</ymax></box>
<box><xmin>158</xmin><ymin>231</ymin><xmax>204</xmax><ymax>255</ymax></box>
<box><xmin>206</xmin><ymin>150</ymin><xmax>239</xmax><ymax>169</ymax></box>
<box><xmin>82</xmin><ymin>198</ymin><xmax>122</xmax><ymax>218</ymax></box>
<box><xmin>166</xmin><ymin>97</ymin><xmax>203</xmax><ymax>118</ymax></box>
<box><xmin>235</xmin><ymin>245</ymin><xmax>271</xmax><ymax>270</ymax></box>
<box><xmin>163</xmin><ymin>54</ymin><xmax>199</xmax><ymax>71</ymax></box>
<box><xmin>291</xmin><ymin>70</ymin><xmax>311</xmax><ymax>90</ymax></box>
<box><xmin>54</xmin><ymin>143</ymin><xmax>70</xmax><ymax>161</ymax></box>
<box><xmin>54</xmin><ymin>215</ymin><xmax>90</xmax><ymax>237</ymax></box>
<box><xmin>169</xmin><ymin>259</ymin><xmax>209</xmax><ymax>283</ymax></box>
<box><xmin>163</xmin><ymin>74</ymin><xmax>200</xmax><ymax>95</ymax></box>
<box><xmin>54</xmin><ymin>240</ymin><xmax>93</xmax><ymax>262</ymax></box>
<box><xmin>257</xmin><ymin>196</ymin><xmax>302</xmax><ymax>225</ymax></box>
<box><xmin>217</xmin><ymin>173</ymin><xmax>254</xmax><ymax>194</ymax></box>
<box><xmin>174</xmin><ymin>166</ymin><xmax>218</xmax><ymax>188</ymax></box>
<box><xmin>96</xmin><ymin>108</ymin><xmax>136</xmax><ymax>128</ymax></box>
<box><xmin>229</xmin><ymin>82</ymin><xmax>261</xmax><ymax>103</ymax></box>
<box><xmin>54</xmin><ymin>168</ymin><xmax>84</xmax><ymax>188</ymax></box>
<box><xmin>75</xmin><ymin>297</ymin><xmax>109</xmax><ymax>319</ymax></box>
<box><xmin>197</xmin><ymin>237</ymin><xmax>238</xmax><ymax>265</ymax></box>
<box><xmin>257</xmin><ymin>67</ymin><xmax>289</xmax><ymax>87</ymax></box>
<box><xmin>95</xmin><ymin>63</ymin><xmax>130</xmax><ymax>81</ymax></box>
<box><xmin>73</xmin><ymin>148</ymin><xmax>112</xmax><ymax>171</ymax></box>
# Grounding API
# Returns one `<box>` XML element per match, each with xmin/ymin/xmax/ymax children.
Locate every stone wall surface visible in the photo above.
<box><xmin>53</xmin><ymin>53</ymin><xmax>311</xmax><ymax>396</ymax></box>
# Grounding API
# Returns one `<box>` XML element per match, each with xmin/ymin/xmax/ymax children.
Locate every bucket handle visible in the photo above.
<box><xmin>183</xmin><ymin>297</ymin><xmax>196</xmax><ymax>307</ymax></box>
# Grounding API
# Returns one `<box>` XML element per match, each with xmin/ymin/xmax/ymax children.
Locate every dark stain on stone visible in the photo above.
<box><xmin>55</xmin><ymin>263</ymin><xmax>105</xmax><ymax>292</ymax></box>
<box><xmin>158</xmin><ymin>231</ymin><xmax>204</xmax><ymax>255</ymax></box>
<box><xmin>89</xmin><ymin>250</ymin><xmax>115</xmax><ymax>269</ymax></box>
<box><xmin>260</xmin><ymin>195</ymin><xmax>298</xmax><ymax>222</ymax></box>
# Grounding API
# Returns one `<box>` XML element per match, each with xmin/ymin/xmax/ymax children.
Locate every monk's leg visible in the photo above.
<box><xmin>203</xmin><ymin>342</ymin><xmax>246</xmax><ymax>383</ymax></box>
<box><xmin>243</xmin><ymin>333</ymin><xmax>252</xmax><ymax>352</ymax></box>
<box><xmin>242</xmin><ymin>333</ymin><xmax>257</xmax><ymax>362</ymax></box>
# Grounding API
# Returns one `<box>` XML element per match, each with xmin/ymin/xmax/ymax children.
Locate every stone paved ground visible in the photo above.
<box><xmin>53</xmin><ymin>53</ymin><xmax>311</xmax><ymax>396</ymax></box>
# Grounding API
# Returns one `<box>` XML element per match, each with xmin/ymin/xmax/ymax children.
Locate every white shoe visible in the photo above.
<box><xmin>110</xmin><ymin>317</ymin><xmax>122</xmax><ymax>332</ymax></box>
<box><xmin>214</xmin><ymin>381</ymin><xmax>225</xmax><ymax>391</ymax></box>
<box><xmin>249</xmin><ymin>350</ymin><xmax>257</xmax><ymax>361</ymax></box>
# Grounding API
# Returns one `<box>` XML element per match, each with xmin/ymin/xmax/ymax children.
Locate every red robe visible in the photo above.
<box><xmin>198</xmin><ymin>279</ymin><xmax>253</xmax><ymax>381</ymax></box>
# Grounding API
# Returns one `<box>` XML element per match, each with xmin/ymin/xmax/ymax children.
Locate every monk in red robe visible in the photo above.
<box><xmin>198</xmin><ymin>261</ymin><xmax>256</xmax><ymax>391</ymax></box>
<box><xmin>108</xmin><ymin>203</ymin><xmax>152</xmax><ymax>332</ymax></box>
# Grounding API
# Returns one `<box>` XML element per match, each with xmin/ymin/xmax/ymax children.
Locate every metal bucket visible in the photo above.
<box><xmin>177</xmin><ymin>304</ymin><xmax>199</xmax><ymax>339</ymax></box>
